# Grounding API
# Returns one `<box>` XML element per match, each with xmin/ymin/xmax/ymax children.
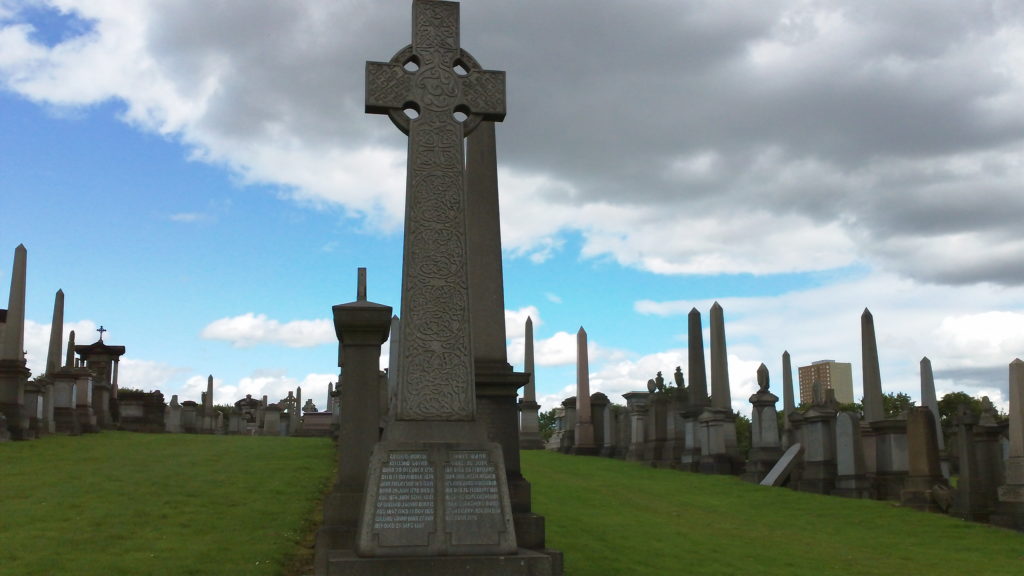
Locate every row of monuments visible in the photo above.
<box><xmin>545</xmin><ymin>304</ymin><xmax>1024</xmax><ymax>531</ymax></box>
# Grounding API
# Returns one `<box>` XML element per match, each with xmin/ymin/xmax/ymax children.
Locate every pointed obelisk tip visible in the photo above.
<box><xmin>782</xmin><ymin>350</ymin><xmax>790</xmax><ymax>358</ymax></box>
<box><xmin>862</xmin><ymin>307</ymin><xmax>872</xmax><ymax>317</ymax></box>
<box><xmin>577</xmin><ymin>326</ymin><xmax>586</xmax><ymax>336</ymax></box>
<box><xmin>711</xmin><ymin>301</ymin><xmax>722</xmax><ymax>310</ymax></box>
<box><xmin>526</xmin><ymin>316</ymin><xmax>533</xmax><ymax>326</ymax></box>
<box><xmin>921</xmin><ymin>356</ymin><xmax>930</xmax><ymax>363</ymax></box>
<box><xmin>57</xmin><ymin>288</ymin><xmax>64</xmax><ymax>296</ymax></box>
<box><xmin>16</xmin><ymin>243</ymin><xmax>26</xmax><ymax>251</ymax></box>
<box><xmin>689</xmin><ymin>307</ymin><xmax>699</xmax><ymax>315</ymax></box>
<box><xmin>1012</xmin><ymin>358</ymin><xmax>1024</xmax><ymax>366</ymax></box>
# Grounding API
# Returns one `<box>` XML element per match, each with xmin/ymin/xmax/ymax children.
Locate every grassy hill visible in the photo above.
<box><xmin>3</xmin><ymin>434</ymin><xmax>1022</xmax><ymax>575</ymax></box>
<box><xmin>524</xmin><ymin>450</ymin><xmax>1024</xmax><ymax>576</ymax></box>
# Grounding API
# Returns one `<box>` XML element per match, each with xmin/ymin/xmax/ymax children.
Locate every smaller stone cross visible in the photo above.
<box><xmin>97</xmin><ymin>325</ymin><xmax>107</xmax><ymax>341</ymax></box>
<box><xmin>357</xmin><ymin>267</ymin><xmax>367</xmax><ymax>302</ymax></box>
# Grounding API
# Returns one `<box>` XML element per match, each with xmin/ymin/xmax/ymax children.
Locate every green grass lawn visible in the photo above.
<box><xmin>523</xmin><ymin>450</ymin><xmax>1024</xmax><ymax>576</ymax></box>
<box><xmin>0</xmin><ymin>432</ymin><xmax>335</xmax><ymax>576</ymax></box>
<box><xmin>4</xmin><ymin>435</ymin><xmax>1023</xmax><ymax>576</ymax></box>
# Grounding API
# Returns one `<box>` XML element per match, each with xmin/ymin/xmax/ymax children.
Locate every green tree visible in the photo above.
<box><xmin>937</xmin><ymin>391</ymin><xmax>982</xmax><ymax>428</ymax></box>
<box><xmin>538</xmin><ymin>408</ymin><xmax>558</xmax><ymax>442</ymax></box>
<box><xmin>734</xmin><ymin>411</ymin><xmax>751</xmax><ymax>459</ymax></box>
<box><xmin>882</xmin><ymin>392</ymin><xmax>914</xmax><ymax>418</ymax></box>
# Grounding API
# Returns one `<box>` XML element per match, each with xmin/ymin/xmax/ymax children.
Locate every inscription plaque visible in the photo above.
<box><xmin>371</xmin><ymin>451</ymin><xmax>435</xmax><ymax>546</ymax></box>
<box><xmin>444</xmin><ymin>450</ymin><xmax>503</xmax><ymax>545</ymax></box>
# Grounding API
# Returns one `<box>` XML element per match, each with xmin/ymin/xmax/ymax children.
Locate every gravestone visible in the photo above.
<box><xmin>263</xmin><ymin>404</ymin><xmax>282</xmax><ymax>436</ymax></box>
<box><xmin>761</xmin><ymin>443</ymin><xmax>804</xmax><ymax>487</ymax></box>
<box><xmin>781</xmin><ymin>351</ymin><xmax>796</xmax><ymax>448</ymax></box>
<box><xmin>330</xmin><ymin>3</ymin><xmax>552</xmax><ymax>573</ymax></box>
<box><xmin>950</xmin><ymin>405</ymin><xmax>987</xmax><ymax>521</ymax></box>
<box><xmin>833</xmin><ymin>411</ymin><xmax>872</xmax><ymax>498</ymax></box>
<box><xmin>0</xmin><ymin>244</ymin><xmax>31</xmax><ymax>439</ymax></box>
<box><xmin>993</xmin><ymin>359</ymin><xmax>1024</xmax><ymax>530</ymax></box>
<box><xmin>623</xmin><ymin>391</ymin><xmax>650</xmax><ymax>461</ymax></box>
<box><xmin>796</xmin><ymin>388</ymin><xmax>838</xmax><ymax>494</ymax></box>
<box><xmin>743</xmin><ymin>364</ymin><xmax>782</xmax><ymax>483</ymax></box>
<box><xmin>518</xmin><ymin>316</ymin><xmax>544</xmax><ymax>450</ymax></box>
<box><xmin>181</xmin><ymin>400</ymin><xmax>198</xmax><ymax>433</ymax></box>
<box><xmin>590</xmin><ymin>392</ymin><xmax>609</xmax><ymax>458</ymax></box>
<box><xmin>74</xmin><ymin>329</ymin><xmax>126</xmax><ymax>429</ymax></box>
<box><xmin>572</xmin><ymin>327</ymin><xmax>597</xmax><ymax>455</ymax></box>
<box><xmin>860</xmin><ymin>309</ymin><xmax>907</xmax><ymax>499</ymax></box>
<box><xmin>900</xmin><ymin>406</ymin><xmax>947</xmax><ymax>511</ymax></box>
<box><xmin>698</xmin><ymin>302</ymin><xmax>739</xmax><ymax>474</ymax></box>
<box><xmin>558</xmin><ymin>396</ymin><xmax>576</xmax><ymax>453</ymax></box>
<box><xmin>919</xmin><ymin>357</ymin><xmax>950</xmax><ymax>477</ymax></box>
<box><xmin>679</xmin><ymin>308</ymin><xmax>709</xmax><ymax>472</ymax></box>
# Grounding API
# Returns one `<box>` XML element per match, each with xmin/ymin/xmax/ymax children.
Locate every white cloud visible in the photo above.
<box><xmin>168</xmin><ymin>212</ymin><xmax>206</xmax><ymax>223</ymax></box>
<box><xmin>23</xmin><ymin>318</ymin><xmax>97</xmax><ymax>376</ymax></box>
<box><xmin>117</xmin><ymin>358</ymin><xmax>189</xmax><ymax>394</ymax></box>
<box><xmin>200</xmin><ymin>312</ymin><xmax>334</xmax><ymax>348</ymax></box>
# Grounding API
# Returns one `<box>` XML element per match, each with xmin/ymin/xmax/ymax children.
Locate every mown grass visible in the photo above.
<box><xmin>523</xmin><ymin>450</ymin><xmax>1024</xmax><ymax>576</ymax></box>
<box><xmin>1</xmin><ymin>432</ymin><xmax>335</xmax><ymax>576</ymax></box>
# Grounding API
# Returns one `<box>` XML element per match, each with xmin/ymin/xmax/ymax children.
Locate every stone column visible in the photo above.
<box><xmin>74</xmin><ymin>356</ymin><xmax>98</xmax><ymax>433</ymax></box>
<box><xmin>623</xmin><ymin>391</ymin><xmax>649</xmax><ymax>461</ymax></box>
<box><xmin>0</xmin><ymin>244</ymin><xmax>31</xmax><ymax>439</ymax></box>
<box><xmin>680</xmin><ymin>309</ymin><xmax>709</xmax><ymax>472</ymax></box>
<box><xmin>698</xmin><ymin>302</ymin><xmax>738</xmax><ymax>474</ymax></box>
<box><xmin>590</xmin><ymin>392</ymin><xmax>609</xmax><ymax>458</ymax></box>
<box><xmin>950</xmin><ymin>405</ymin><xmax>986</xmax><ymax>520</ymax></box>
<box><xmin>994</xmin><ymin>359</ymin><xmax>1024</xmax><ymax>529</ymax></box>
<box><xmin>900</xmin><ymin>406</ymin><xmax>947</xmax><ymax>511</ymax></box>
<box><xmin>518</xmin><ymin>316</ymin><xmax>544</xmax><ymax>450</ymax></box>
<box><xmin>782</xmin><ymin>351</ymin><xmax>796</xmax><ymax>448</ymax></box>
<box><xmin>920</xmin><ymin>357</ymin><xmax>949</xmax><ymax>477</ymax></box>
<box><xmin>797</xmin><ymin>391</ymin><xmax>838</xmax><ymax>494</ymax></box>
<box><xmin>861</xmin><ymin>309</ymin><xmax>884</xmax><ymax>424</ymax></box>
<box><xmin>315</xmin><ymin>268</ymin><xmax>392</xmax><ymax>567</ymax></box>
<box><xmin>559</xmin><ymin>396</ymin><xmax>577</xmax><ymax>453</ymax></box>
<box><xmin>573</xmin><ymin>327</ymin><xmax>597</xmax><ymax>454</ymax></box>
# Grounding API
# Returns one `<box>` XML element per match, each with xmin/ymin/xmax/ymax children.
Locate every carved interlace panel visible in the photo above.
<box><xmin>364</xmin><ymin>0</ymin><xmax>506</xmax><ymax>420</ymax></box>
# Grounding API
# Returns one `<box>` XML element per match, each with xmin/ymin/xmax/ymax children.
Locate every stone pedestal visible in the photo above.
<box><xmin>993</xmin><ymin>359</ymin><xmax>1024</xmax><ymax>530</ymax></box>
<box><xmin>263</xmin><ymin>405</ymin><xmax>282</xmax><ymax>436</ymax></box>
<box><xmin>558</xmin><ymin>397</ymin><xmax>576</xmax><ymax>454</ymax></box>
<box><xmin>742</xmin><ymin>377</ymin><xmax>782</xmax><ymax>484</ymax></box>
<box><xmin>796</xmin><ymin>404</ymin><xmax>837</xmax><ymax>494</ymax></box>
<box><xmin>900</xmin><ymin>407</ymin><xmax>947</xmax><ymax>511</ymax></box>
<box><xmin>623</xmin><ymin>392</ymin><xmax>649</xmax><ymax>462</ymax></box>
<box><xmin>645</xmin><ymin>393</ymin><xmax>668</xmax><ymax>465</ymax></box>
<box><xmin>698</xmin><ymin>407</ymin><xmax>738</xmax><ymax>475</ymax></box>
<box><xmin>588</xmin><ymin>393</ymin><xmax>609</xmax><ymax>458</ymax></box>
<box><xmin>92</xmin><ymin>382</ymin><xmax>112</xmax><ymax>429</ymax></box>
<box><xmin>518</xmin><ymin>399</ymin><xmax>544</xmax><ymax>450</ymax></box>
<box><xmin>678</xmin><ymin>406</ymin><xmax>704</xmax><ymax>472</ymax></box>
<box><xmin>870</xmin><ymin>418</ymin><xmax>909</xmax><ymax>501</ymax></box>
<box><xmin>0</xmin><ymin>360</ymin><xmax>31</xmax><ymax>440</ymax></box>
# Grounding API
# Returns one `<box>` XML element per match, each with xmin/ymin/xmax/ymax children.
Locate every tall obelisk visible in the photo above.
<box><xmin>573</xmin><ymin>326</ymin><xmax>597</xmax><ymax>454</ymax></box>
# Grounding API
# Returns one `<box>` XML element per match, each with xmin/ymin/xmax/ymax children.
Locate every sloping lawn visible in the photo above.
<box><xmin>1</xmin><ymin>432</ymin><xmax>335</xmax><ymax>576</ymax></box>
<box><xmin>523</xmin><ymin>450</ymin><xmax>1024</xmax><ymax>576</ymax></box>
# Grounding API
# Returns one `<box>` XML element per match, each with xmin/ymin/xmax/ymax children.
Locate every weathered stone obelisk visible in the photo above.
<box><xmin>698</xmin><ymin>302</ymin><xmax>738</xmax><ymax>474</ymax></box>
<box><xmin>519</xmin><ymin>317</ymin><xmax>544</xmax><ymax>449</ymax></box>
<box><xmin>860</xmin><ymin>308</ymin><xmax>908</xmax><ymax>500</ymax></box>
<box><xmin>861</xmin><ymin>308</ymin><xmax>885</xmax><ymax>424</ymax></box>
<box><xmin>338</xmin><ymin>4</ymin><xmax>550</xmax><ymax>573</ymax></box>
<box><xmin>0</xmin><ymin>244</ymin><xmax>31</xmax><ymax>439</ymax></box>
<box><xmin>573</xmin><ymin>327</ymin><xmax>597</xmax><ymax>455</ymax></box>
<box><xmin>37</xmin><ymin>288</ymin><xmax>66</xmax><ymax>434</ymax></box>
<box><xmin>679</xmin><ymin>307</ymin><xmax>709</xmax><ymax>471</ymax></box>
<box><xmin>781</xmin><ymin>350</ymin><xmax>796</xmax><ymax>446</ymax></box>
<box><xmin>920</xmin><ymin>356</ymin><xmax>949</xmax><ymax>477</ymax></box>
<box><xmin>994</xmin><ymin>358</ymin><xmax>1024</xmax><ymax>530</ymax></box>
<box><xmin>466</xmin><ymin>120</ymin><xmax>552</xmax><ymax>554</ymax></box>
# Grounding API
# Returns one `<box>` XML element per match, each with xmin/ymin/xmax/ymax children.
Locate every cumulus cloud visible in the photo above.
<box><xmin>201</xmin><ymin>312</ymin><xmax>334</xmax><ymax>348</ymax></box>
<box><xmin>178</xmin><ymin>369</ymin><xmax>336</xmax><ymax>412</ymax></box>
<box><xmin>23</xmin><ymin>318</ymin><xmax>98</xmax><ymax>376</ymax></box>
<box><xmin>1</xmin><ymin>1</ymin><xmax>1022</xmax><ymax>283</ymax></box>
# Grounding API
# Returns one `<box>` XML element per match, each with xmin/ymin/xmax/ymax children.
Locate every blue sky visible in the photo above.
<box><xmin>3</xmin><ymin>1</ymin><xmax>1024</xmax><ymax>415</ymax></box>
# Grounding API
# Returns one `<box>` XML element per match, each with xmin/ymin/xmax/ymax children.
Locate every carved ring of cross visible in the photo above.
<box><xmin>380</xmin><ymin>45</ymin><xmax>489</xmax><ymax>137</ymax></box>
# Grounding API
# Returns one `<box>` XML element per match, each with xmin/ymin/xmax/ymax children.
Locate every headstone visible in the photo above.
<box><xmin>994</xmin><ymin>359</ymin><xmax>1024</xmax><ymax>530</ymax></box>
<box><xmin>0</xmin><ymin>244</ymin><xmax>31</xmax><ymax>439</ymax></box>
<box><xmin>698</xmin><ymin>302</ymin><xmax>738</xmax><ymax>474</ymax></box>
<box><xmin>742</xmin><ymin>364</ymin><xmax>783</xmax><ymax>483</ymax></box>
<box><xmin>861</xmin><ymin>309</ymin><xmax>884</xmax><ymax>424</ymax></box>
<box><xmin>900</xmin><ymin>406</ymin><xmax>947</xmax><ymax>511</ymax></box>
<box><xmin>180</xmin><ymin>400</ymin><xmax>198</xmax><ymax>433</ymax></box>
<box><xmin>679</xmin><ymin>309</ymin><xmax>708</xmax><ymax>472</ymax></box>
<box><xmin>781</xmin><ymin>351</ymin><xmax>796</xmax><ymax>448</ymax></box>
<box><xmin>832</xmin><ymin>411</ymin><xmax>872</xmax><ymax>498</ymax></box>
<box><xmin>950</xmin><ymin>404</ymin><xmax>987</xmax><ymax>521</ymax></box>
<box><xmin>571</xmin><ymin>327</ymin><xmax>597</xmax><ymax>455</ymax></box>
<box><xmin>598</xmin><ymin>394</ymin><xmax>616</xmax><ymax>458</ymax></box>
<box><xmin>72</xmin><ymin>348</ymin><xmax>98</xmax><ymax>433</ymax></box>
<box><xmin>623</xmin><ymin>392</ymin><xmax>650</xmax><ymax>461</ymax></box>
<box><xmin>201</xmin><ymin>375</ymin><xmax>215</xmax><ymax>433</ymax></box>
<box><xmin>118</xmin><ymin>390</ymin><xmax>166</xmax><ymax>433</ymax></box>
<box><xmin>74</xmin><ymin>331</ymin><xmax>126</xmax><ymax>429</ymax></box>
<box><xmin>760</xmin><ymin>443</ymin><xmax>804</xmax><ymax>487</ymax></box>
<box><xmin>303</xmin><ymin>398</ymin><xmax>318</xmax><ymax>413</ymax></box>
<box><xmin>796</xmin><ymin>389</ymin><xmax>838</xmax><ymax>494</ymax></box>
<box><xmin>330</xmin><ymin>8</ymin><xmax>552</xmax><ymax>570</ymax></box>
<box><xmin>518</xmin><ymin>316</ymin><xmax>544</xmax><ymax>450</ymax></box>
<box><xmin>558</xmin><ymin>396</ymin><xmax>576</xmax><ymax>453</ymax></box>
<box><xmin>919</xmin><ymin>357</ymin><xmax>950</xmax><ymax>477</ymax></box>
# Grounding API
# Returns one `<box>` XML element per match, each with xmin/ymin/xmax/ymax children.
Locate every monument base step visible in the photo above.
<box><xmin>327</xmin><ymin>548</ymin><xmax>555</xmax><ymax>576</ymax></box>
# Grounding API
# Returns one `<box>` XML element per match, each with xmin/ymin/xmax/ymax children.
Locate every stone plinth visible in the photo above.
<box><xmin>796</xmin><ymin>403</ymin><xmax>837</xmax><ymax>494</ymax></box>
<box><xmin>558</xmin><ymin>397</ymin><xmax>576</xmax><ymax>454</ymax></box>
<box><xmin>678</xmin><ymin>405</ymin><xmax>704</xmax><ymax>472</ymax></box>
<box><xmin>645</xmin><ymin>393</ymin><xmax>668</xmax><ymax>464</ymax></box>
<box><xmin>589</xmin><ymin>392</ymin><xmax>609</xmax><ymax>459</ymax></box>
<box><xmin>0</xmin><ymin>359</ymin><xmax>31</xmax><ymax>440</ymax></box>
<box><xmin>870</xmin><ymin>418</ymin><xmax>909</xmax><ymax>501</ymax></box>
<box><xmin>623</xmin><ymin>392</ymin><xmax>649</xmax><ymax>462</ymax></box>
<box><xmin>900</xmin><ymin>407</ymin><xmax>947</xmax><ymax>511</ymax></box>
<box><xmin>698</xmin><ymin>407</ymin><xmax>738</xmax><ymax>475</ymax></box>
<box><xmin>743</xmin><ymin>373</ymin><xmax>782</xmax><ymax>484</ymax></box>
<box><xmin>117</xmin><ymin>390</ymin><xmax>166</xmax><ymax>433</ymax></box>
<box><xmin>993</xmin><ymin>358</ymin><xmax>1024</xmax><ymax>530</ymax></box>
<box><xmin>518</xmin><ymin>399</ymin><xmax>544</xmax><ymax>450</ymax></box>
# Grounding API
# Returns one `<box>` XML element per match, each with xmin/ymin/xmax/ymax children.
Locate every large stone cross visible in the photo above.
<box><xmin>366</xmin><ymin>0</ymin><xmax>506</xmax><ymax>422</ymax></box>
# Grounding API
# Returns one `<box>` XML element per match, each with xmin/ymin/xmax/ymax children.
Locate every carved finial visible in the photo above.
<box><xmin>357</xmin><ymin>267</ymin><xmax>367</xmax><ymax>302</ymax></box>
